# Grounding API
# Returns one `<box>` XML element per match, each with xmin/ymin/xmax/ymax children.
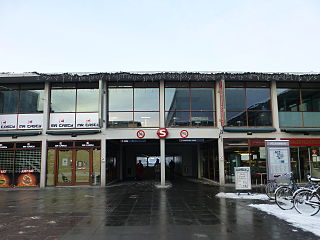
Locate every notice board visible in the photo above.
<box><xmin>234</xmin><ymin>167</ymin><xmax>252</xmax><ymax>190</ymax></box>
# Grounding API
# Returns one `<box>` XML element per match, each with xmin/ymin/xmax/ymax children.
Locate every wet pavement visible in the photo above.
<box><xmin>0</xmin><ymin>179</ymin><xmax>318</xmax><ymax>240</ymax></box>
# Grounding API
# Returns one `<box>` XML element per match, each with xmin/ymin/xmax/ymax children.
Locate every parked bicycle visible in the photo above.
<box><xmin>275</xmin><ymin>174</ymin><xmax>315</xmax><ymax>210</ymax></box>
<box><xmin>265</xmin><ymin>173</ymin><xmax>290</xmax><ymax>200</ymax></box>
<box><xmin>293</xmin><ymin>177</ymin><xmax>320</xmax><ymax>215</ymax></box>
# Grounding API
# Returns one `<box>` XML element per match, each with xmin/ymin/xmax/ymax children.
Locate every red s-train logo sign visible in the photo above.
<box><xmin>157</xmin><ymin>128</ymin><xmax>168</xmax><ymax>138</ymax></box>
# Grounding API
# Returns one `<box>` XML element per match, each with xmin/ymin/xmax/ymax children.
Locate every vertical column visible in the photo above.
<box><xmin>100</xmin><ymin>79</ymin><xmax>107</xmax><ymax>186</ymax></box>
<box><xmin>159</xmin><ymin>80</ymin><xmax>166</xmax><ymax>186</ymax></box>
<box><xmin>271</xmin><ymin>80</ymin><xmax>280</xmax><ymax>134</ymax></box>
<box><xmin>197</xmin><ymin>144</ymin><xmax>201</xmax><ymax>179</ymax></box>
<box><xmin>119</xmin><ymin>143</ymin><xmax>123</xmax><ymax>180</ymax></box>
<box><xmin>40</xmin><ymin>82</ymin><xmax>50</xmax><ymax>188</ymax></box>
<box><xmin>216</xmin><ymin>80</ymin><xmax>225</xmax><ymax>185</ymax></box>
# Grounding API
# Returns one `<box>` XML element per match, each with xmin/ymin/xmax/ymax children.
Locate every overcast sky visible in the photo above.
<box><xmin>0</xmin><ymin>0</ymin><xmax>319</xmax><ymax>73</ymax></box>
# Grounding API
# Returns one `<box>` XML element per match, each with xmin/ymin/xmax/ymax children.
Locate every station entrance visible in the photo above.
<box><xmin>106</xmin><ymin>139</ymin><xmax>219</xmax><ymax>183</ymax></box>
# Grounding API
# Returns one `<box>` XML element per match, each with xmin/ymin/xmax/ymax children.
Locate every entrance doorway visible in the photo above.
<box><xmin>291</xmin><ymin>146</ymin><xmax>320</xmax><ymax>181</ymax></box>
<box><xmin>46</xmin><ymin>141</ymin><xmax>101</xmax><ymax>186</ymax></box>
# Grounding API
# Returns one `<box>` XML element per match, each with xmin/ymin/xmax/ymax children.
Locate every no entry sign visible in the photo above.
<box><xmin>136</xmin><ymin>130</ymin><xmax>146</xmax><ymax>139</ymax></box>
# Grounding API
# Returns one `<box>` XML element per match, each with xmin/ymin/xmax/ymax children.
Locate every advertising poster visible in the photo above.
<box><xmin>76</xmin><ymin>113</ymin><xmax>99</xmax><ymax>128</ymax></box>
<box><xmin>18</xmin><ymin>114</ymin><xmax>43</xmax><ymax>129</ymax></box>
<box><xmin>0</xmin><ymin>173</ymin><xmax>11</xmax><ymax>187</ymax></box>
<box><xmin>235</xmin><ymin>167</ymin><xmax>251</xmax><ymax>190</ymax></box>
<box><xmin>15</xmin><ymin>171</ymin><xmax>39</xmax><ymax>187</ymax></box>
<box><xmin>265</xmin><ymin>140</ymin><xmax>291</xmax><ymax>180</ymax></box>
<box><xmin>50</xmin><ymin>113</ymin><xmax>75</xmax><ymax>128</ymax></box>
<box><xmin>0</xmin><ymin>114</ymin><xmax>17</xmax><ymax>130</ymax></box>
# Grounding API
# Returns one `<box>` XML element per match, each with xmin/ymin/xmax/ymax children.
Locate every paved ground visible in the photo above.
<box><xmin>0</xmin><ymin>179</ymin><xmax>318</xmax><ymax>240</ymax></box>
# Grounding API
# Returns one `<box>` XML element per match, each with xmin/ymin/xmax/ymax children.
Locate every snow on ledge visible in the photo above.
<box><xmin>250</xmin><ymin>204</ymin><xmax>320</xmax><ymax>237</ymax></box>
<box><xmin>215</xmin><ymin>192</ymin><xmax>269</xmax><ymax>200</ymax></box>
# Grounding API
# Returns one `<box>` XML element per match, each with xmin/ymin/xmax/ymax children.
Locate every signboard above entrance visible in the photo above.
<box><xmin>179</xmin><ymin>139</ymin><xmax>204</xmax><ymax>143</ymax></box>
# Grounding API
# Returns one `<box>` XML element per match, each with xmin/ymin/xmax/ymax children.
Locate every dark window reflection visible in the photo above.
<box><xmin>165</xmin><ymin>111</ymin><xmax>189</xmax><ymax>126</ymax></box>
<box><xmin>19</xmin><ymin>90</ymin><xmax>44</xmax><ymax>113</ymax></box>
<box><xmin>225</xmin><ymin>88</ymin><xmax>245</xmax><ymax>111</ymax></box>
<box><xmin>248</xmin><ymin>111</ymin><xmax>272</xmax><ymax>126</ymax></box>
<box><xmin>0</xmin><ymin>91</ymin><xmax>18</xmax><ymax>114</ymax></box>
<box><xmin>191</xmin><ymin>89</ymin><xmax>214</xmax><ymax>111</ymax></box>
<box><xmin>301</xmin><ymin>90</ymin><xmax>320</xmax><ymax>111</ymax></box>
<box><xmin>246</xmin><ymin>88</ymin><xmax>271</xmax><ymax>110</ymax></box>
<box><xmin>191</xmin><ymin>112</ymin><xmax>214</xmax><ymax>126</ymax></box>
<box><xmin>226</xmin><ymin>112</ymin><xmax>246</xmax><ymax>126</ymax></box>
<box><xmin>165</xmin><ymin>88</ymin><xmax>189</xmax><ymax>111</ymax></box>
<box><xmin>277</xmin><ymin>89</ymin><xmax>300</xmax><ymax>111</ymax></box>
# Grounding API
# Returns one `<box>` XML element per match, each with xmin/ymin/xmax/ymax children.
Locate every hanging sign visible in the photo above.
<box><xmin>235</xmin><ymin>167</ymin><xmax>252</xmax><ymax>190</ymax></box>
<box><xmin>265</xmin><ymin>140</ymin><xmax>291</xmax><ymax>180</ymax></box>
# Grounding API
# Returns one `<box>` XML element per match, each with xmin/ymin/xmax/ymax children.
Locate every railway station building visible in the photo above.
<box><xmin>1</xmin><ymin>72</ymin><xmax>320</xmax><ymax>188</ymax></box>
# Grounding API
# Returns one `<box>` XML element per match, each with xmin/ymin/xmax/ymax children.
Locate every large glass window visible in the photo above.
<box><xmin>225</xmin><ymin>82</ymin><xmax>272</xmax><ymax>127</ymax></box>
<box><xmin>108</xmin><ymin>82</ymin><xmax>159</xmax><ymax>127</ymax></box>
<box><xmin>165</xmin><ymin>82</ymin><xmax>215</xmax><ymax>127</ymax></box>
<box><xmin>0</xmin><ymin>84</ymin><xmax>44</xmax><ymax>114</ymax></box>
<box><xmin>277</xmin><ymin>82</ymin><xmax>320</xmax><ymax>127</ymax></box>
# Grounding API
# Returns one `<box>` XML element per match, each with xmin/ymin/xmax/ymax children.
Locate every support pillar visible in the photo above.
<box><xmin>160</xmin><ymin>139</ymin><xmax>166</xmax><ymax>185</ymax></box>
<box><xmin>119</xmin><ymin>143</ymin><xmax>123</xmax><ymax>181</ymax></box>
<box><xmin>218</xmin><ymin>138</ymin><xmax>225</xmax><ymax>185</ymax></box>
<box><xmin>159</xmin><ymin>80</ymin><xmax>166</xmax><ymax>186</ymax></box>
<box><xmin>197</xmin><ymin>144</ymin><xmax>201</xmax><ymax>179</ymax></box>
<box><xmin>101</xmin><ymin>139</ymin><xmax>106</xmax><ymax>186</ymax></box>
<box><xmin>40</xmin><ymin>82</ymin><xmax>49</xmax><ymax>188</ymax></box>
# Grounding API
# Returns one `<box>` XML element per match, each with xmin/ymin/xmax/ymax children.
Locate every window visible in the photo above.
<box><xmin>0</xmin><ymin>83</ymin><xmax>44</xmax><ymax>114</ymax></box>
<box><xmin>277</xmin><ymin>82</ymin><xmax>320</xmax><ymax>127</ymax></box>
<box><xmin>50</xmin><ymin>82</ymin><xmax>99</xmax><ymax>129</ymax></box>
<box><xmin>165</xmin><ymin>82</ymin><xmax>215</xmax><ymax>127</ymax></box>
<box><xmin>108</xmin><ymin>82</ymin><xmax>159</xmax><ymax>127</ymax></box>
<box><xmin>225</xmin><ymin>82</ymin><xmax>272</xmax><ymax>127</ymax></box>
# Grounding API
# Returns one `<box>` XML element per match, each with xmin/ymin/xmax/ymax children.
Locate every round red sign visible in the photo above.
<box><xmin>136</xmin><ymin>130</ymin><xmax>146</xmax><ymax>139</ymax></box>
<box><xmin>180</xmin><ymin>130</ymin><xmax>189</xmax><ymax>138</ymax></box>
<box><xmin>157</xmin><ymin>128</ymin><xmax>168</xmax><ymax>138</ymax></box>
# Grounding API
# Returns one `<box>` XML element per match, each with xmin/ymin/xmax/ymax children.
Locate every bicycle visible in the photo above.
<box><xmin>293</xmin><ymin>177</ymin><xmax>320</xmax><ymax>215</ymax></box>
<box><xmin>275</xmin><ymin>174</ymin><xmax>316</xmax><ymax>210</ymax></box>
<box><xmin>265</xmin><ymin>173</ymin><xmax>290</xmax><ymax>200</ymax></box>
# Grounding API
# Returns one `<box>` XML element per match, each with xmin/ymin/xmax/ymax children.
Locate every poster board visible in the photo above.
<box><xmin>235</xmin><ymin>167</ymin><xmax>252</xmax><ymax>190</ymax></box>
<box><xmin>265</xmin><ymin>140</ymin><xmax>291</xmax><ymax>180</ymax></box>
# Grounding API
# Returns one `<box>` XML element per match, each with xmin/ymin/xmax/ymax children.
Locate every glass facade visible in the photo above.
<box><xmin>225</xmin><ymin>82</ymin><xmax>272</xmax><ymax>127</ymax></box>
<box><xmin>108</xmin><ymin>82</ymin><xmax>160</xmax><ymax>127</ymax></box>
<box><xmin>277</xmin><ymin>82</ymin><xmax>320</xmax><ymax>127</ymax></box>
<box><xmin>165</xmin><ymin>82</ymin><xmax>215</xmax><ymax>127</ymax></box>
<box><xmin>0</xmin><ymin>83</ymin><xmax>44</xmax><ymax>114</ymax></box>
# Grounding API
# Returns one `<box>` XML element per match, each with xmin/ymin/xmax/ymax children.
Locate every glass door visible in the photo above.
<box><xmin>57</xmin><ymin>150</ymin><xmax>73</xmax><ymax>185</ymax></box>
<box><xmin>75</xmin><ymin>150</ymin><xmax>90</xmax><ymax>184</ymax></box>
<box><xmin>298</xmin><ymin>147</ymin><xmax>311</xmax><ymax>181</ymax></box>
<box><xmin>310</xmin><ymin>147</ymin><xmax>320</xmax><ymax>178</ymax></box>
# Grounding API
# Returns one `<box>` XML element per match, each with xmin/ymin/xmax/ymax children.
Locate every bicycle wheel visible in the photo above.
<box><xmin>275</xmin><ymin>186</ymin><xmax>294</xmax><ymax>210</ymax></box>
<box><xmin>265</xmin><ymin>182</ymin><xmax>277</xmax><ymax>200</ymax></box>
<box><xmin>294</xmin><ymin>189</ymin><xmax>320</xmax><ymax>216</ymax></box>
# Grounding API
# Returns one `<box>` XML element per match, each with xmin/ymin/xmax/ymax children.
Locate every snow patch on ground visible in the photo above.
<box><xmin>250</xmin><ymin>204</ymin><xmax>320</xmax><ymax>237</ymax></box>
<box><xmin>215</xmin><ymin>192</ymin><xmax>269</xmax><ymax>200</ymax></box>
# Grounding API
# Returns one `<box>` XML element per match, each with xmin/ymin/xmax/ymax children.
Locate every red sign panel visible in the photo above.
<box><xmin>219</xmin><ymin>80</ymin><xmax>225</xmax><ymax>127</ymax></box>
<box><xmin>282</xmin><ymin>138</ymin><xmax>320</xmax><ymax>146</ymax></box>
<box><xmin>136</xmin><ymin>130</ymin><xmax>146</xmax><ymax>139</ymax></box>
<box><xmin>157</xmin><ymin>128</ymin><xmax>168</xmax><ymax>138</ymax></box>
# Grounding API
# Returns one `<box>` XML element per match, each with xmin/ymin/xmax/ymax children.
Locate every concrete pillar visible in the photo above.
<box><xmin>100</xmin><ymin>139</ymin><xmax>106</xmax><ymax>187</ymax></box>
<box><xmin>159</xmin><ymin>80</ymin><xmax>166</xmax><ymax>186</ymax></box>
<box><xmin>271</xmin><ymin>80</ymin><xmax>280</xmax><ymax>133</ymax></box>
<box><xmin>100</xmin><ymin>79</ymin><xmax>107</xmax><ymax>187</ymax></box>
<box><xmin>197</xmin><ymin>144</ymin><xmax>201</xmax><ymax>179</ymax></box>
<box><xmin>119</xmin><ymin>143</ymin><xmax>123</xmax><ymax>180</ymax></box>
<box><xmin>40</xmin><ymin>82</ymin><xmax>50</xmax><ymax>188</ymax></box>
<box><xmin>216</xmin><ymin>80</ymin><xmax>225</xmax><ymax>185</ymax></box>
